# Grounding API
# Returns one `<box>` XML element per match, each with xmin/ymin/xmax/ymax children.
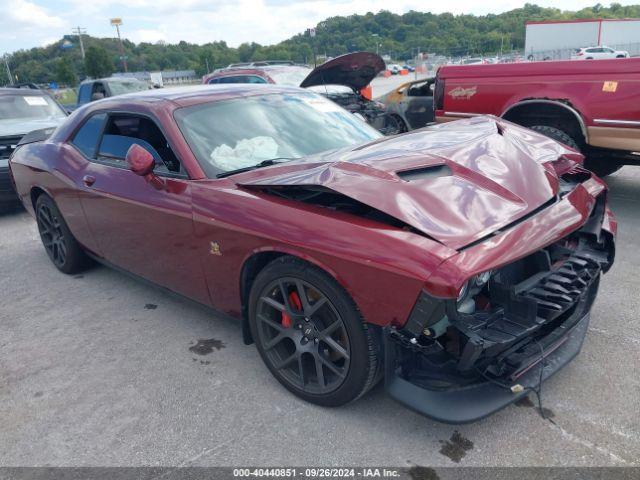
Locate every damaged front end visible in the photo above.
<box><xmin>384</xmin><ymin>189</ymin><xmax>615</xmax><ymax>424</ymax></box>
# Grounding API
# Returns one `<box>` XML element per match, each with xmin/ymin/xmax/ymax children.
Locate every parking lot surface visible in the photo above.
<box><xmin>1</xmin><ymin>168</ymin><xmax>639</xmax><ymax>468</ymax></box>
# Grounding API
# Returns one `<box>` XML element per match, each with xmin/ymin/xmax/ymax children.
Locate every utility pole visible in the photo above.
<box><xmin>72</xmin><ymin>26</ymin><xmax>86</xmax><ymax>59</ymax></box>
<box><xmin>110</xmin><ymin>18</ymin><xmax>128</xmax><ymax>72</ymax></box>
<box><xmin>308</xmin><ymin>27</ymin><xmax>316</xmax><ymax>68</ymax></box>
<box><xmin>3</xmin><ymin>55</ymin><xmax>12</xmax><ymax>85</ymax></box>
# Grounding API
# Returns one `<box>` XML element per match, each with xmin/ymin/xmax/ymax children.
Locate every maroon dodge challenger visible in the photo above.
<box><xmin>9</xmin><ymin>85</ymin><xmax>616</xmax><ymax>423</ymax></box>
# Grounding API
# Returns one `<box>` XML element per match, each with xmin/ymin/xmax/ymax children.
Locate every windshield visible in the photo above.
<box><xmin>107</xmin><ymin>80</ymin><xmax>149</xmax><ymax>96</ymax></box>
<box><xmin>267</xmin><ymin>67</ymin><xmax>313</xmax><ymax>86</ymax></box>
<box><xmin>175</xmin><ymin>91</ymin><xmax>381</xmax><ymax>177</ymax></box>
<box><xmin>0</xmin><ymin>94</ymin><xmax>66</xmax><ymax>122</ymax></box>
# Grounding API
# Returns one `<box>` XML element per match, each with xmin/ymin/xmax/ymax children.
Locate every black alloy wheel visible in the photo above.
<box><xmin>249</xmin><ymin>256</ymin><xmax>381</xmax><ymax>406</ymax></box>
<box><xmin>255</xmin><ymin>277</ymin><xmax>350</xmax><ymax>395</ymax></box>
<box><xmin>35</xmin><ymin>194</ymin><xmax>91</xmax><ymax>274</ymax></box>
<box><xmin>37</xmin><ymin>200</ymin><xmax>67</xmax><ymax>268</ymax></box>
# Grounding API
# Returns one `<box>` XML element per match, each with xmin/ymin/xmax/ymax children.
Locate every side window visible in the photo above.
<box><xmin>96</xmin><ymin>115</ymin><xmax>182</xmax><ymax>175</ymax></box>
<box><xmin>207</xmin><ymin>78</ymin><xmax>219</xmax><ymax>84</ymax></box>
<box><xmin>91</xmin><ymin>82</ymin><xmax>106</xmax><ymax>101</ymax></box>
<box><xmin>77</xmin><ymin>84</ymin><xmax>92</xmax><ymax>105</ymax></box>
<box><xmin>71</xmin><ymin>113</ymin><xmax>107</xmax><ymax>158</ymax></box>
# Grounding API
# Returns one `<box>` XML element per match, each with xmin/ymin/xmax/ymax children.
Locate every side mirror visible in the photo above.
<box><xmin>126</xmin><ymin>144</ymin><xmax>155</xmax><ymax>176</ymax></box>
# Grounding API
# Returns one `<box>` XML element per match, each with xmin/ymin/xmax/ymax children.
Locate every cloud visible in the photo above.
<box><xmin>0</xmin><ymin>0</ymin><xmax>66</xmax><ymax>45</ymax></box>
<box><xmin>2</xmin><ymin>0</ymin><xmax>638</xmax><ymax>55</ymax></box>
<box><xmin>130</xmin><ymin>29</ymin><xmax>167</xmax><ymax>44</ymax></box>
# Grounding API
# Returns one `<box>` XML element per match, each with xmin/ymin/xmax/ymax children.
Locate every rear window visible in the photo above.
<box><xmin>106</xmin><ymin>80</ymin><xmax>149</xmax><ymax>96</ymax></box>
<box><xmin>208</xmin><ymin>75</ymin><xmax>267</xmax><ymax>84</ymax></box>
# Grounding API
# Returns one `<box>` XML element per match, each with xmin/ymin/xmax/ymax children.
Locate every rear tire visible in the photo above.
<box><xmin>530</xmin><ymin>125</ymin><xmax>579</xmax><ymax>150</ymax></box>
<box><xmin>529</xmin><ymin>125</ymin><xmax>622</xmax><ymax>177</ymax></box>
<box><xmin>248</xmin><ymin>256</ymin><xmax>380</xmax><ymax>407</ymax></box>
<box><xmin>582</xmin><ymin>158</ymin><xmax>622</xmax><ymax>178</ymax></box>
<box><xmin>35</xmin><ymin>194</ymin><xmax>91</xmax><ymax>274</ymax></box>
<box><xmin>529</xmin><ymin>125</ymin><xmax>621</xmax><ymax>177</ymax></box>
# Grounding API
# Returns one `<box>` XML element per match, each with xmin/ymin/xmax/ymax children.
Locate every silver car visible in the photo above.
<box><xmin>0</xmin><ymin>88</ymin><xmax>67</xmax><ymax>210</ymax></box>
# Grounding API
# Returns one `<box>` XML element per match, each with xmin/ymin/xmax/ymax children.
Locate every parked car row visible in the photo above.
<box><xmin>203</xmin><ymin>52</ymin><xmax>404</xmax><ymax>135</ymax></box>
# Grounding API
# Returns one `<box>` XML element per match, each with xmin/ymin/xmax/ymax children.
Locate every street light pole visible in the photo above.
<box><xmin>110</xmin><ymin>18</ymin><xmax>128</xmax><ymax>72</ymax></box>
<box><xmin>371</xmin><ymin>33</ymin><xmax>379</xmax><ymax>55</ymax></box>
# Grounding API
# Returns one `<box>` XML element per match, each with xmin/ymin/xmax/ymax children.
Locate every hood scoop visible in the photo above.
<box><xmin>397</xmin><ymin>164</ymin><xmax>452</xmax><ymax>182</ymax></box>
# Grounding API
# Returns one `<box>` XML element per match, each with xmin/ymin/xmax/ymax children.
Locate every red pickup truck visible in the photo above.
<box><xmin>434</xmin><ymin>58</ymin><xmax>640</xmax><ymax>176</ymax></box>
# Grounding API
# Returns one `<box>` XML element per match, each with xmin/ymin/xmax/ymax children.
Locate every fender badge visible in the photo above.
<box><xmin>602</xmin><ymin>81</ymin><xmax>618</xmax><ymax>93</ymax></box>
<box><xmin>209</xmin><ymin>241</ymin><xmax>222</xmax><ymax>256</ymax></box>
<box><xmin>448</xmin><ymin>86</ymin><xmax>477</xmax><ymax>99</ymax></box>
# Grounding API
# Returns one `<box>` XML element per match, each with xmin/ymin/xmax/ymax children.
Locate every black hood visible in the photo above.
<box><xmin>300</xmin><ymin>52</ymin><xmax>385</xmax><ymax>91</ymax></box>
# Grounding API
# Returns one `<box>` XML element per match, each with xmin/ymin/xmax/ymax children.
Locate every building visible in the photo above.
<box><xmin>524</xmin><ymin>18</ymin><xmax>640</xmax><ymax>60</ymax></box>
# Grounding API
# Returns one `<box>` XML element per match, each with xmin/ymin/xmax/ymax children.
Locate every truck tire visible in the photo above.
<box><xmin>530</xmin><ymin>125</ymin><xmax>621</xmax><ymax>177</ymax></box>
<box><xmin>530</xmin><ymin>125</ymin><xmax>579</xmax><ymax>150</ymax></box>
<box><xmin>582</xmin><ymin>158</ymin><xmax>622</xmax><ymax>178</ymax></box>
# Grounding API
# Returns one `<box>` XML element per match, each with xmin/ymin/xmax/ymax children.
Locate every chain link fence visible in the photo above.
<box><xmin>526</xmin><ymin>42</ymin><xmax>640</xmax><ymax>61</ymax></box>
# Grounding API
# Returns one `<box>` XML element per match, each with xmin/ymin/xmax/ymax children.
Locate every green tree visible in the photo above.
<box><xmin>55</xmin><ymin>57</ymin><xmax>76</xmax><ymax>86</ymax></box>
<box><xmin>84</xmin><ymin>46</ymin><xmax>114</xmax><ymax>78</ymax></box>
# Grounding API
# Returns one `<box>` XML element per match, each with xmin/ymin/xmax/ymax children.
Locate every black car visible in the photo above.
<box><xmin>0</xmin><ymin>88</ymin><xmax>67</xmax><ymax>211</ymax></box>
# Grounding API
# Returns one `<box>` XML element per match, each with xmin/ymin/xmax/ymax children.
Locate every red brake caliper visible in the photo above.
<box><xmin>281</xmin><ymin>291</ymin><xmax>302</xmax><ymax>328</ymax></box>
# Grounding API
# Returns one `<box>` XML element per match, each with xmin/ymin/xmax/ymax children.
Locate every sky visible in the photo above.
<box><xmin>0</xmin><ymin>0</ymin><xmax>638</xmax><ymax>55</ymax></box>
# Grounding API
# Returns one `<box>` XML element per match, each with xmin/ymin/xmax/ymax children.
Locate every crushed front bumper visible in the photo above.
<box><xmin>383</xmin><ymin>179</ymin><xmax>614</xmax><ymax>423</ymax></box>
<box><xmin>384</xmin><ymin>309</ymin><xmax>590</xmax><ymax>424</ymax></box>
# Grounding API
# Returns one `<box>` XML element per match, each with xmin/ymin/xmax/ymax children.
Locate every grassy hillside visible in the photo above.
<box><xmin>3</xmin><ymin>3</ymin><xmax>639</xmax><ymax>85</ymax></box>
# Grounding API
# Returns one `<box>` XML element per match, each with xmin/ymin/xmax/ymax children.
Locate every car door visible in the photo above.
<box><xmin>591</xmin><ymin>47</ymin><xmax>605</xmax><ymax>59</ymax></box>
<box><xmin>77</xmin><ymin>83</ymin><xmax>92</xmax><ymax>106</ymax></box>
<box><xmin>76</xmin><ymin>112</ymin><xmax>210</xmax><ymax>304</ymax></box>
<box><xmin>404</xmin><ymin>80</ymin><xmax>435</xmax><ymax>129</ymax></box>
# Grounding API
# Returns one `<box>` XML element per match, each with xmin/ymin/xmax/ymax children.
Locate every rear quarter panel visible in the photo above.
<box><xmin>10</xmin><ymin>140</ymin><xmax>98</xmax><ymax>254</ymax></box>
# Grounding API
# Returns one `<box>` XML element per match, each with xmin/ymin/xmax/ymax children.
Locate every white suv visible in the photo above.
<box><xmin>571</xmin><ymin>46</ymin><xmax>630</xmax><ymax>60</ymax></box>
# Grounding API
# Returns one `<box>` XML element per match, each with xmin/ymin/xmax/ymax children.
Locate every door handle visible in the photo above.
<box><xmin>82</xmin><ymin>175</ymin><xmax>96</xmax><ymax>187</ymax></box>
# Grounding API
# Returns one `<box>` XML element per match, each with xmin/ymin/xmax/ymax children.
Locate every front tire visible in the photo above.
<box><xmin>248</xmin><ymin>256</ymin><xmax>380</xmax><ymax>407</ymax></box>
<box><xmin>35</xmin><ymin>194</ymin><xmax>91</xmax><ymax>274</ymax></box>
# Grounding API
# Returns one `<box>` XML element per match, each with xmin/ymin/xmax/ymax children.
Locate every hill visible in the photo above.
<box><xmin>3</xmin><ymin>3</ymin><xmax>640</xmax><ymax>85</ymax></box>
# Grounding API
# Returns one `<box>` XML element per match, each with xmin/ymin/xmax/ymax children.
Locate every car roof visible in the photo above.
<box><xmin>80</xmin><ymin>77</ymin><xmax>145</xmax><ymax>85</ymax></box>
<box><xmin>0</xmin><ymin>87</ymin><xmax>48</xmax><ymax>96</ymax></box>
<box><xmin>91</xmin><ymin>83</ymin><xmax>308</xmax><ymax>108</ymax></box>
<box><xmin>204</xmin><ymin>64</ymin><xmax>310</xmax><ymax>81</ymax></box>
